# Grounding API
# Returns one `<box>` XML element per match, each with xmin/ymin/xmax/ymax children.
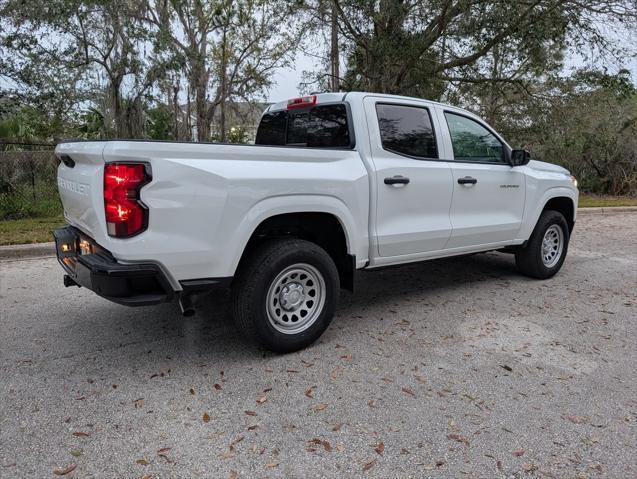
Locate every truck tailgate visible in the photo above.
<box><xmin>56</xmin><ymin>141</ymin><xmax>107</xmax><ymax>239</ymax></box>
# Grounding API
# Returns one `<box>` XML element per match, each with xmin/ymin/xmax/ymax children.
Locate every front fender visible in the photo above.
<box><xmin>518</xmin><ymin>186</ymin><xmax>578</xmax><ymax>240</ymax></box>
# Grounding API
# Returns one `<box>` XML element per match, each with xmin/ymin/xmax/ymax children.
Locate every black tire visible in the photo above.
<box><xmin>231</xmin><ymin>238</ymin><xmax>340</xmax><ymax>353</ymax></box>
<box><xmin>515</xmin><ymin>210</ymin><xmax>570</xmax><ymax>279</ymax></box>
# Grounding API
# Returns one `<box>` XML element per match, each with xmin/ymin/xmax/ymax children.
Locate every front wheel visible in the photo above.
<box><xmin>515</xmin><ymin>210</ymin><xmax>570</xmax><ymax>279</ymax></box>
<box><xmin>231</xmin><ymin>238</ymin><xmax>339</xmax><ymax>353</ymax></box>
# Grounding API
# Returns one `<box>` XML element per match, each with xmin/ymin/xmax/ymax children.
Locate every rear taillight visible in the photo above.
<box><xmin>287</xmin><ymin>95</ymin><xmax>317</xmax><ymax>109</ymax></box>
<box><xmin>104</xmin><ymin>163</ymin><xmax>150</xmax><ymax>237</ymax></box>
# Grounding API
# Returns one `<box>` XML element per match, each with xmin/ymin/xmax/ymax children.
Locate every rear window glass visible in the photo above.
<box><xmin>376</xmin><ymin>104</ymin><xmax>437</xmax><ymax>159</ymax></box>
<box><xmin>255</xmin><ymin>110</ymin><xmax>286</xmax><ymax>145</ymax></box>
<box><xmin>255</xmin><ymin>104</ymin><xmax>351</xmax><ymax>148</ymax></box>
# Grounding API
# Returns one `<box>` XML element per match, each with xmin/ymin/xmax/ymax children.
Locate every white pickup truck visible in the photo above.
<box><xmin>54</xmin><ymin>92</ymin><xmax>578</xmax><ymax>352</ymax></box>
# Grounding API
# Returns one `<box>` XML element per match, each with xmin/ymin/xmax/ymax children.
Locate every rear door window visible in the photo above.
<box><xmin>376</xmin><ymin>104</ymin><xmax>438</xmax><ymax>159</ymax></box>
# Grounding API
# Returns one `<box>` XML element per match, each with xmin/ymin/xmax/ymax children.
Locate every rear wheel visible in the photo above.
<box><xmin>515</xmin><ymin>210</ymin><xmax>570</xmax><ymax>279</ymax></box>
<box><xmin>232</xmin><ymin>238</ymin><xmax>339</xmax><ymax>353</ymax></box>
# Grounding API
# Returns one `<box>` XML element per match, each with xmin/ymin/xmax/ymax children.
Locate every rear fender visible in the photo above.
<box><xmin>228</xmin><ymin>195</ymin><xmax>367</xmax><ymax>275</ymax></box>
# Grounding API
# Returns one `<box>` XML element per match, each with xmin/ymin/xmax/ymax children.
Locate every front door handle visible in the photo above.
<box><xmin>457</xmin><ymin>176</ymin><xmax>478</xmax><ymax>185</ymax></box>
<box><xmin>384</xmin><ymin>176</ymin><xmax>410</xmax><ymax>186</ymax></box>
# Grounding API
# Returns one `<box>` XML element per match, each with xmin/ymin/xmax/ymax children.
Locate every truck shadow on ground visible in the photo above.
<box><xmin>189</xmin><ymin>251</ymin><xmax>525</xmax><ymax>350</ymax></box>
<box><xmin>55</xmin><ymin>251</ymin><xmax>528</xmax><ymax>364</ymax></box>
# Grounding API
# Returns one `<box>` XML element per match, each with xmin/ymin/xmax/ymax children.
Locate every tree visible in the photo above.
<box><xmin>511</xmin><ymin>70</ymin><xmax>637</xmax><ymax>195</ymax></box>
<box><xmin>1</xmin><ymin>0</ymin><xmax>176</xmax><ymax>139</ymax></box>
<box><xmin>142</xmin><ymin>0</ymin><xmax>300</xmax><ymax>141</ymax></box>
<box><xmin>326</xmin><ymin>0</ymin><xmax>635</xmax><ymax>99</ymax></box>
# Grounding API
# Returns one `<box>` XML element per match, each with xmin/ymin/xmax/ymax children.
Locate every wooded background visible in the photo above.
<box><xmin>1</xmin><ymin>0</ymin><xmax>636</xmax><ymax>196</ymax></box>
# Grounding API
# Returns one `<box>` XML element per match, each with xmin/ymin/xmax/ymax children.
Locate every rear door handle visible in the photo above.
<box><xmin>384</xmin><ymin>176</ymin><xmax>410</xmax><ymax>186</ymax></box>
<box><xmin>457</xmin><ymin>176</ymin><xmax>477</xmax><ymax>185</ymax></box>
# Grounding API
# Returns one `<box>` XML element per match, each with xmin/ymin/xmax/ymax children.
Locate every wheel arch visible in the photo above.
<box><xmin>230</xmin><ymin>196</ymin><xmax>365</xmax><ymax>291</ymax></box>
<box><xmin>542</xmin><ymin>196</ymin><xmax>576</xmax><ymax>233</ymax></box>
<box><xmin>519</xmin><ymin>187</ymin><xmax>578</xmax><ymax>241</ymax></box>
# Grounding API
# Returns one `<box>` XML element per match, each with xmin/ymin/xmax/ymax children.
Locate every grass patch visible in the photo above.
<box><xmin>0</xmin><ymin>216</ymin><xmax>64</xmax><ymax>246</ymax></box>
<box><xmin>579</xmin><ymin>194</ymin><xmax>637</xmax><ymax>208</ymax></box>
<box><xmin>0</xmin><ymin>194</ymin><xmax>635</xmax><ymax>246</ymax></box>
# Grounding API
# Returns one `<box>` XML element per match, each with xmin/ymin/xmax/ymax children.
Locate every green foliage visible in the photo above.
<box><xmin>146</xmin><ymin>104</ymin><xmax>176</xmax><ymax>141</ymax></box>
<box><xmin>1</xmin><ymin>0</ymin><xmax>636</xmax><ymax>198</ymax></box>
<box><xmin>226</xmin><ymin>126</ymin><xmax>249</xmax><ymax>144</ymax></box>
<box><xmin>505</xmin><ymin>70</ymin><xmax>637</xmax><ymax>195</ymax></box>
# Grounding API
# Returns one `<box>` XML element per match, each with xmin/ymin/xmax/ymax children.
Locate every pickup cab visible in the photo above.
<box><xmin>54</xmin><ymin>92</ymin><xmax>578</xmax><ymax>352</ymax></box>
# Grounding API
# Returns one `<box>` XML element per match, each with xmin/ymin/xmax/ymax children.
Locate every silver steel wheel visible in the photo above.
<box><xmin>266</xmin><ymin>263</ymin><xmax>326</xmax><ymax>335</ymax></box>
<box><xmin>541</xmin><ymin>224</ymin><xmax>564</xmax><ymax>268</ymax></box>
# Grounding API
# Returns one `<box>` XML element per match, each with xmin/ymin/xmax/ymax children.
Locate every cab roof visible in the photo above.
<box><xmin>266</xmin><ymin>91</ymin><xmax>475</xmax><ymax>119</ymax></box>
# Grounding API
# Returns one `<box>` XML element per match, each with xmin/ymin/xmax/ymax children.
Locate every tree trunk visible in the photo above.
<box><xmin>186</xmin><ymin>86</ymin><xmax>192</xmax><ymax>141</ymax></box>
<box><xmin>195</xmin><ymin>65</ymin><xmax>209</xmax><ymax>141</ymax></box>
<box><xmin>173</xmin><ymin>80</ymin><xmax>180</xmax><ymax>140</ymax></box>
<box><xmin>111</xmin><ymin>77</ymin><xmax>124</xmax><ymax>138</ymax></box>
<box><xmin>330</xmin><ymin>5</ymin><xmax>339</xmax><ymax>91</ymax></box>
<box><xmin>219</xmin><ymin>27</ymin><xmax>228</xmax><ymax>142</ymax></box>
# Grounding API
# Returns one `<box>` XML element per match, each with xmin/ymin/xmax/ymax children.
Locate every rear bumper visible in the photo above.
<box><xmin>53</xmin><ymin>226</ymin><xmax>174</xmax><ymax>306</ymax></box>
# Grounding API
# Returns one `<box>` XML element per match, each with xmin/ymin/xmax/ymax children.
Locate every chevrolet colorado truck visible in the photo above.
<box><xmin>54</xmin><ymin>92</ymin><xmax>578</xmax><ymax>352</ymax></box>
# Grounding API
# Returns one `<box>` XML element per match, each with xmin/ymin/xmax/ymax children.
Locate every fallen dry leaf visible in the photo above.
<box><xmin>229</xmin><ymin>436</ymin><xmax>245</xmax><ymax>451</ymax></box>
<box><xmin>374</xmin><ymin>442</ymin><xmax>385</xmax><ymax>455</ymax></box>
<box><xmin>72</xmin><ymin>432</ymin><xmax>89</xmax><ymax>438</ymax></box>
<box><xmin>157</xmin><ymin>447</ymin><xmax>171</xmax><ymax>454</ymax></box>
<box><xmin>305</xmin><ymin>386</ymin><xmax>314</xmax><ymax>398</ymax></box>
<box><xmin>363</xmin><ymin>459</ymin><xmax>377</xmax><ymax>472</ymax></box>
<box><xmin>266</xmin><ymin>462</ymin><xmax>279</xmax><ymax>468</ymax></box>
<box><xmin>214</xmin><ymin>383</ymin><xmax>222</xmax><ymax>390</ymax></box>
<box><xmin>513</xmin><ymin>450</ymin><xmax>525</xmax><ymax>457</ymax></box>
<box><xmin>401</xmin><ymin>387</ymin><xmax>416</xmax><ymax>397</ymax></box>
<box><xmin>563</xmin><ymin>414</ymin><xmax>588</xmax><ymax>424</ymax></box>
<box><xmin>308</xmin><ymin>438</ymin><xmax>332</xmax><ymax>452</ymax></box>
<box><xmin>447</xmin><ymin>434</ymin><xmax>469</xmax><ymax>446</ymax></box>
<box><xmin>53</xmin><ymin>464</ymin><xmax>76</xmax><ymax>476</ymax></box>
<box><xmin>313</xmin><ymin>403</ymin><xmax>329</xmax><ymax>412</ymax></box>
<box><xmin>189</xmin><ymin>388</ymin><xmax>195</xmax><ymax>395</ymax></box>
<box><xmin>136</xmin><ymin>458</ymin><xmax>149</xmax><ymax>466</ymax></box>
<box><xmin>229</xmin><ymin>471</ymin><xmax>240</xmax><ymax>479</ymax></box>
<box><xmin>256</xmin><ymin>394</ymin><xmax>267</xmax><ymax>404</ymax></box>
<box><xmin>245</xmin><ymin>410</ymin><xmax>257</xmax><ymax>416</ymax></box>
<box><xmin>203</xmin><ymin>412</ymin><xmax>211</xmax><ymax>423</ymax></box>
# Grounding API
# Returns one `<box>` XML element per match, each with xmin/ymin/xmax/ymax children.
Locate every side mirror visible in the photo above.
<box><xmin>510</xmin><ymin>149</ymin><xmax>530</xmax><ymax>167</ymax></box>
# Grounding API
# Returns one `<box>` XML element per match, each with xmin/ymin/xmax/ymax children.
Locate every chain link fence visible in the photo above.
<box><xmin>0</xmin><ymin>142</ymin><xmax>61</xmax><ymax>220</ymax></box>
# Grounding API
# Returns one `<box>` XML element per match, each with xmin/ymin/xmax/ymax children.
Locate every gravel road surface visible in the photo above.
<box><xmin>1</xmin><ymin>212</ymin><xmax>636</xmax><ymax>478</ymax></box>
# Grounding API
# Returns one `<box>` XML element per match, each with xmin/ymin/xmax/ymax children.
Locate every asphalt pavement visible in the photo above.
<box><xmin>1</xmin><ymin>212</ymin><xmax>636</xmax><ymax>478</ymax></box>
